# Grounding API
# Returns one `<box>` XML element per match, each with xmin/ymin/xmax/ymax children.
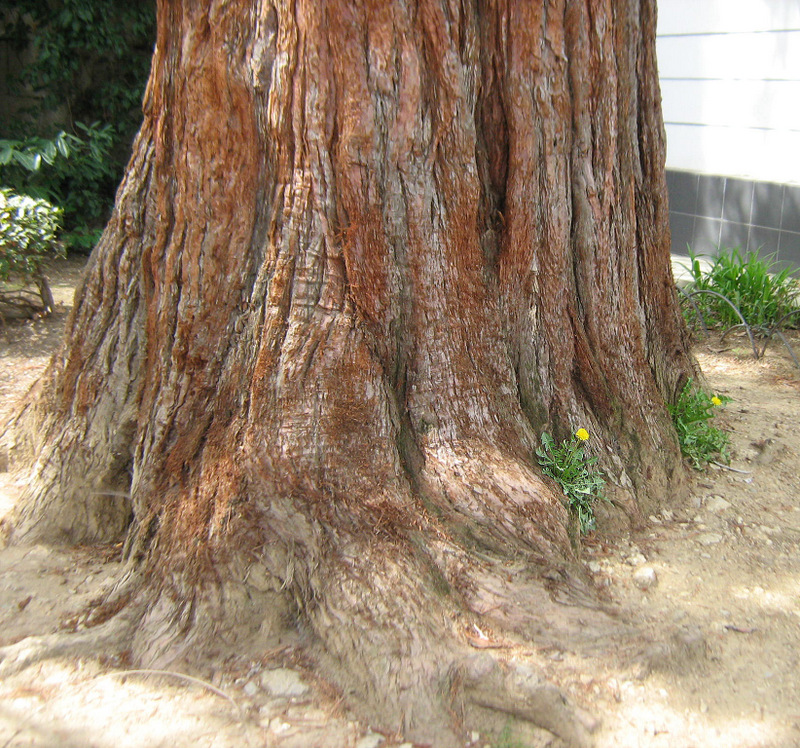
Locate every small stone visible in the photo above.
<box><xmin>633</xmin><ymin>566</ymin><xmax>658</xmax><ymax>590</ymax></box>
<box><xmin>470</xmin><ymin>732</ymin><xmax>481</xmax><ymax>743</ymax></box>
<box><xmin>696</xmin><ymin>532</ymin><xmax>723</xmax><ymax>546</ymax></box>
<box><xmin>660</xmin><ymin>509</ymin><xmax>674</xmax><ymax>522</ymax></box>
<box><xmin>626</xmin><ymin>553</ymin><xmax>647</xmax><ymax>567</ymax></box>
<box><xmin>259</xmin><ymin>668</ymin><xmax>310</xmax><ymax>698</ymax></box>
<box><xmin>649</xmin><ymin>515</ymin><xmax>662</xmax><ymax>524</ymax></box>
<box><xmin>705</xmin><ymin>496</ymin><xmax>731</xmax><ymax>513</ymax></box>
<box><xmin>243</xmin><ymin>680</ymin><xmax>259</xmax><ymax>697</ymax></box>
<box><xmin>269</xmin><ymin>718</ymin><xmax>291</xmax><ymax>734</ymax></box>
<box><xmin>587</xmin><ymin>560</ymin><xmax>603</xmax><ymax>574</ymax></box>
<box><xmin>356</xmin><ymin>733</ymin><xmax>384</xmax><ymax>748</ymax></box>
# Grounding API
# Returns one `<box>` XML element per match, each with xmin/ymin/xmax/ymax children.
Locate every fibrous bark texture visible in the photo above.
<box><xmin>5</xmin><ymin>1</ymin><xmax>696</xmax><ymax>744</ymax></box>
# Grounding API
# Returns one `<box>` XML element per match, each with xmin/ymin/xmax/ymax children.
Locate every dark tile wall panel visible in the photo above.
<box><xmin>692</xmin><ymin>217</ymin><xmax>721</xmax><ymax>249</ymax></box>
<box><xmin>665</xmin><ymin>171</ymin><xmax>698</xmax><ymax>215</ymax></box>
<box><xmin>669</xmin><ymin>212</ymin><xmax>695</xmax><ymax>253</ymax></box>
<box><xmin>751</xmin><ymin>182</ymin><xmax>784</xmax><ymax>231</ymax></box>
<box><xmin>747</xmin><ymin>226</ymin><xmax>781</xmax><ymax>257</ymax></box>
<box><xmin>722</xmin><ymin>179</ymin><xmax>753</xmax><ymax>224</ymax></box>
<box><xmin>696</xmin><ymin>175</ymin><xmax>726</xmax><ymax>220</ymax></box>
<box><xmin>719</xmin><ymin>220</ymin><xmax>748</xmax><ymax>251</ymax></box>
<box><xmin>782</xmin><ymin>186</ymin><xmax>800</xmax><ymax>234</ymax></box>
<box><xmin>778</xmin><ymin>231</ymin><xmax>800</xmax><ymax>270</ymax></box>
<box><xmin>667</xmin><ymin>170</ymin><xmax>800</xmax><ymax>274</ymax></box>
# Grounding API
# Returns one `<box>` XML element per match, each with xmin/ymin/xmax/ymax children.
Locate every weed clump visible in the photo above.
<box><xmin>668</xmin><ymin>380</ymin><xmax>730</xmax><ymax>469</ymax></box>
<box><xmin>536</xmin><ymin>429</ymin><xmax>606</xmax><ymax>534</ymax></box>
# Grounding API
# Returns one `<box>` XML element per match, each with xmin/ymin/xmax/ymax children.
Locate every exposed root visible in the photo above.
<box><xmin>92</xmin><ymin>669</ymin><xmax>242</xmax><ymax>717</ymax></box>
<box><xmin>0</xmin><ymin>573</ymin><xmax>143</xmax><ymax>679</ymax></box>
<box><xmin>457</xmin><ymin>653</ymin><xmax>599</xmax><ymax>748</ymax></box>
<box><xmin>0</xmin><ymin>626</ymin><xmax>125</xmax><ymax>680</ymax></box>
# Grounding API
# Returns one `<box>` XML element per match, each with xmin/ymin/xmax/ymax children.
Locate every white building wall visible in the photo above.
<box><xmin>657</xmin><ymin>0</ymin><xmax>800</xmax><ymax>185</ymax></box>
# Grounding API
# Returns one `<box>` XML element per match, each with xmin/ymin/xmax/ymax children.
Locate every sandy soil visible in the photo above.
<box><xmin>1</xmin><ymin>257</ymin><xmax>799</xmax><ymax>748</ymax></box>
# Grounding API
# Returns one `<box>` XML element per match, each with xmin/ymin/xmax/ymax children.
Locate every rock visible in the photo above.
<box><xmin>696</xmin><ymin>532</ymin><xmax>723</xmax><ymax>546</ymax></box>
<box><xmin>243</xmin><ymin>680</ymin><xmax>259</xmax><ymax>697</ymax></box>
<box><xmin>356</xmin><ymin>733</ymin><xmax>384</xmax><ymax>748</ymax></box>
<box><xmin>259</xmin><ymin>668</ymin><xmax>310</xmax><ymax>698</ymax></box>
<box><xmin>660</xmin><ymin>509</ymin><xmax>674</xmax><ymax>522</ymax></box>
<box><xmin>705</xmin><ymin>496</ymin><xmax>731</xmax><ymax>513</ymax></box>
<box><xmin>626</xmin><ymin>553</ymin><xmax>647</xmax><ymax>567</ymax></box>
<box><xmin>632</xmin><ymin>566</ymin><xmax>658</xmax><ymax>591</ymax></box>
<box><xmin>587</xmin><ymin>560</ymin><xmax>603</xmax><ymax>574</ymax></box>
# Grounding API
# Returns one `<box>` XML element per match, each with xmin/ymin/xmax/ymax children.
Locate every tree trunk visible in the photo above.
<box><xmin>4</xmin><ymin>1</ymin><xmax>696</xmax><ymax>744</ymax></box>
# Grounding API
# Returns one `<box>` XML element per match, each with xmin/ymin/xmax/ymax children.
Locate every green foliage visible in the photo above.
<box><xmin>667</xmin><ymin>380</ymin><xmax>730</xmax><ymax>470</ymax></box>
<box><xmin>0</xmin><ymin>188</ymin><xmax>64</xmax><ymax>283</ymax></box>
<box><xmin>0</xmin><ymin>123</ymin><xmax>115</xmax><ymax>249</ymax></box>
<box><xmin>536</xmin><ymin>429</ymin><xmax>606</xmax><ymax>534</ymax></box>
<box><xmin>492</xmin><ymin>723</ymin><xmax>527</xmax><ymax>748</ymax></box>
<box><xmin>683</xmin><ymin>247</ymin><xmax>799</xmax><ymax>330</ymax></box>
<box><xmin>0</xmin><ymin>130</ymin><xmax>76</xmax><ymax>172</ymax></box>
<box><xmin>5</xmin><ymin>1</ymin><xmax>155</xmax><ymax>139</ymax></box>
<box><xmin>1</xmin><ymin>1</ymin><xmax>155</xmax><ymax>248</ymax></box>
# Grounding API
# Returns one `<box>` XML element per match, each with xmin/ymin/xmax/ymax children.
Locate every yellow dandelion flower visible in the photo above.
<box><xmin>711</xmin><ymin>396</ymin><xmax>722</xmax><ymax>406</ymax></box>
<box><xmin>575</xmin><ymin>428</ymin><xmax>590</xmax><ymax>441</ymax></box>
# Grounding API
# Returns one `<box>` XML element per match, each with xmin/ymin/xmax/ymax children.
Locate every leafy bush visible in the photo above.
<box><xmin>536</xmin><ymin>429</ymin><xmax>606</xmax><ymax>534</ymax></box>
<box><xmin>0</xmin><ymin>122</ymin><xmax>115</xmax><ymax>250</ymax></box>
<box><xmin>0</xmin><ymin>188</ymin><xmax>64</xmax><ymax>314</ymax></box>
<box><xmin>682</xmin><ymin>247</ymin><xmax>799</xmax><ymax>330</ymax></box>
<box><xmin>4</xmin><ymin>2</ymin><xmax>154</xmax><ymax>140</ymax></box>
<box><xmin>1</xmin><ymin>1</ymin><xmax>155</xmax><ymax>249</ymax></box>
<box><xmin>667</xmin><ymin>380</ymin><xmax>730</xmax><ymax>470</ymax></box>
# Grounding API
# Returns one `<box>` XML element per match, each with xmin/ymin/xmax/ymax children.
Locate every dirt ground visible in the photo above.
<box><xmin>1</xmin><ymin>257</ymin><xmax>799</xmax><ymax>748</ymax></box>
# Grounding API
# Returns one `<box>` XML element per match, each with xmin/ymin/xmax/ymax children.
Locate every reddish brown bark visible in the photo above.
<box><xmin>4</xmin><ymin>1</ymin><xmax>695</xmax><ymax>744</ymax></box>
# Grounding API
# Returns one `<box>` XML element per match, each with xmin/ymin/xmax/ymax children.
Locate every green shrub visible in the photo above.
<box><xmin>668</xmin><ymin>380</ymin><xmax>730</xmax><ymax>469</ymax></box>
<box><xmin>536</xmin><ymin>429</ymin><xmax>606</xmax><ymax>534</ymax></box>
<box><xmin>0</xmin><ymin>122</ymin><xmax>115</xmax><ymax>250</ymax></box>
<box><xmin>683</xmin><ymin>247</ymin><xmax>799</xmax><ymax>330</ymax></box>
<box><xmin>0</xmin><ymin>188</ymin><xmax>64</xmax><ymax>313</ymax></box>
<box><xmin>2</xmin><ymin>1</ymin><xmax>155</xmax><ymax>249</ymax></box>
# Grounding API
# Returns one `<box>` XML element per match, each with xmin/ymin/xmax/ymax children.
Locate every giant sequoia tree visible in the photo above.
<box><xmin>3</xmin><ymin>1</ymin><xmax>696</xmax><ymax>745</ymax></box>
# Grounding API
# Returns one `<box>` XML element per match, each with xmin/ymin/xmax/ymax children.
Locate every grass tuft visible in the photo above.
<box><xmin>682</xmin><ymin>247</ymin><xmax>799</xmax><ymax>330</ymax></box>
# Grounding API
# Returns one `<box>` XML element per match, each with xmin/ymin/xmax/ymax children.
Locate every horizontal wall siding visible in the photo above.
<box><xmin>657</xmin><ymin>1</ymin><xmax>800</xmax><ymax>185</ymax></box>
<box><xmin>664</xmin><ymin>125</ymin><xmax>800</xmax><ymax>185</ymax></box>
<box><xmin>660</xmin><ymin>80</ymin><xmax>800</xmax><ymax>131</ymax></box>
<box><xmin>657</xmin><ymin>30</ymin><xmax>800</xmax><ymax>80</ymax></box>
<box><xmin>658</xmin><ymin>0</ymin><xmax>800</xmax><ymax>35</ymax></box>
